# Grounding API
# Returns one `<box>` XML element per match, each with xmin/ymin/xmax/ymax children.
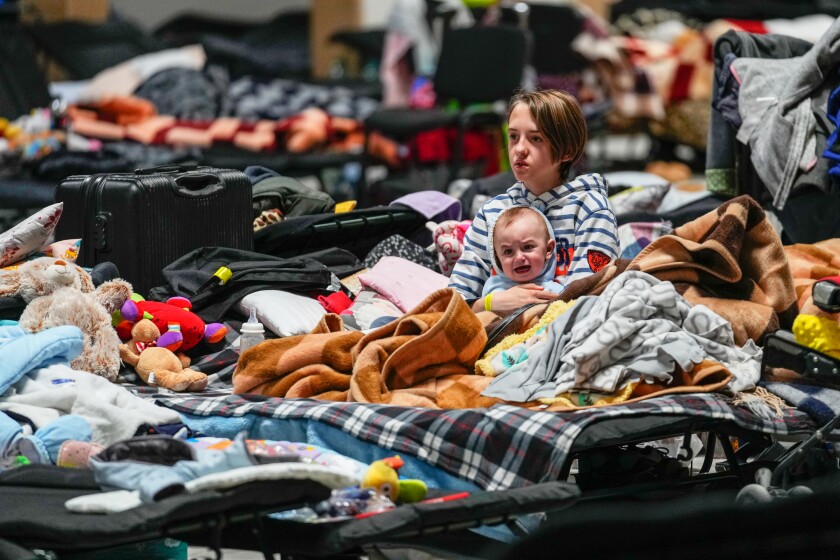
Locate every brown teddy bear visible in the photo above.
<box><xmin>119</xmin><ymin>319</ymin><xmax>208</xmax><ymax>392</ymax></box>
<box><xmin>0</xmin><ymin>257</ymin><xmax>132</xmax><ymax>381</ymax></box>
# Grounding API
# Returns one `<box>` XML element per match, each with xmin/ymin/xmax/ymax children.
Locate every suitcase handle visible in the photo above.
<box><xmin>173</xmin><ymin>173</ymin><xmax>225</xmax><ymax>198</ymax></box>
<box><xmin>134</xmin><ymin>164</ymin><xmax>199</xmax><ymax>175</ymax></box>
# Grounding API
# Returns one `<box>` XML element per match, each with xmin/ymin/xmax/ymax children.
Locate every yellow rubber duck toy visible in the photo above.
<box><xmin>360</xmin><ymin>456</ymin><xmax>428</xmax><ymax>503</ymax></box>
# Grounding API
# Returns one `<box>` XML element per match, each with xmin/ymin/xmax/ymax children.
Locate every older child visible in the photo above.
<box><xmin>449</xmin><ymin>89</ymin><xmax>619</xmax><ymax>312</ymax></box>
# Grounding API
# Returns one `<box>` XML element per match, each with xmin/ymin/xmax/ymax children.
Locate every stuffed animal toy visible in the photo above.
<box><xmin>0</xmin><ymin>256</ymin><xmax>96</xmax><ymax>302</ymax></box>
<box><xmin>361</xmin><ymin>456</ymin><xmax>427</xmax><ymax>503</ymax></box>
<box><xmin>0</xmin><ymin>257</ymin><xmax>132</xmax><ymax>381</ymax></box>
<box><xmin>115</xmin><ymin>294</ymin><xmax>226</xmax><ymax>353</ymax></box>
<box><xmin>429</xmin><ymin>220</ymin><xmax>471</xmax><ymax>277</ymax></box>
<box><xmin>119</xmin><ymin>319</ymin><xmax>208</xmax><ymax>392</ymax></box>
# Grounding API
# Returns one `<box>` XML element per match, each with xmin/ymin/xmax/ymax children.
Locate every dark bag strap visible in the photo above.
<box><xmin>482</xmin><ymin>302</ymin><xmax>540</xmax><ymax>355</ymax></box>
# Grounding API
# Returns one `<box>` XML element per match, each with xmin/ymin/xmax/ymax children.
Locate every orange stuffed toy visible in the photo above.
<box><xmin>119</xmin><ymin>319</ymin><xmax>208</xmax><ymax>392</ymax></box>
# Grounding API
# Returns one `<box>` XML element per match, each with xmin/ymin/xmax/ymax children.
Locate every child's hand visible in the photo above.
<box><xmin>491</xmin><ymin>284</ymin><xmax>559</xmax><ymax>312</ymax></box>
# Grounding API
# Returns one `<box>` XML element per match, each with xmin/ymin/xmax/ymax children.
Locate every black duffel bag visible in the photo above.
<box><xmin>148</xmin><ymin>246</ymin><xmax>362</xmax><ymax>323</ymax></box>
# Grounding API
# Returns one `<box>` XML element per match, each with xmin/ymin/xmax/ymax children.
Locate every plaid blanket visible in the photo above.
<box><xmin>617</xmin><ymin>221</ymin><xmax>673</xmax><ymax>259</ymax></box>
<box><xmin>560</xmin><ymin>195</ymin><xmax>798</xmax><ymax>346</ymax></box>
<box><xmin>153</xmin><ymin>392</ymin><xmax>814</xmax><ymax>491</ymax></box>
<box><xmin>763</xmin><ymin>381</ymin><xmax>840</xmax><ymax>426</ymax></box>
<box><xmin>233</xmin><ymin>289</ymin><xmax>496</xmax><ymax>408</ymax></box>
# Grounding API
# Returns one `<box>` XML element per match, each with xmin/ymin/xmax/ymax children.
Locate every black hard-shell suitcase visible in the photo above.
<box><xmin>54</xmin><ymin>164</ymin><xmax>253</xmax><ymax>296</ymax></box>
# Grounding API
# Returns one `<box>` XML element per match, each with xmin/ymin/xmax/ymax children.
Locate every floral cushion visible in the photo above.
<box><xmin>0</xmin><ymin>203</ymin><xmax>63</xmax><ymax>267</ymax></box>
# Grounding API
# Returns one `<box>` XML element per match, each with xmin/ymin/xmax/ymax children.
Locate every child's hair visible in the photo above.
<box><xmin>508</xmin><ymin>89</ymin><xmax>588</xmax><ymax>181</ymax></box>
<box><xmin>495</xmin><ymin>207</ymin><xmax>550</xmax><ymax>243</ymax></box>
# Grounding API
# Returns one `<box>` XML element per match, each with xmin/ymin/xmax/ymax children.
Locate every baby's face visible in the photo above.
<box><xmin>494</xmin><ymin>214</ymin><xmax>554</xmax><ymax>283</ymax></box>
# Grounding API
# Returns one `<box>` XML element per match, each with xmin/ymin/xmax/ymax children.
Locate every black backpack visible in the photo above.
<box><xmin>246</xmin><ymin>166</ymin><xmax>335</xmax><ymax>219</ymax></box>
<box><xmin>148</xmin><ymin>246</ymin><xmax>361</xmax><ymax>323</ymax></box>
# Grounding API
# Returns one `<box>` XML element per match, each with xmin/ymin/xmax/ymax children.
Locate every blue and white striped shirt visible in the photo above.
<box><xmin>448</xmin><ymin>173</ymin><xmax>619</xmax><ymax>300</ymax></box>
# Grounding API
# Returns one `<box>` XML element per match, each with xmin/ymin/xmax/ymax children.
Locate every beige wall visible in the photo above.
<box><xmin>309</xmin><ymin>0</ymin><xmax>394</xmax><ymax>78</ymax></box>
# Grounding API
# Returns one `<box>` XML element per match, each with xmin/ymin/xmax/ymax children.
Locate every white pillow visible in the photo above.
<box><xmin>236</xmin><ymin>290</ymin><xmax>327</xmax><ymax>337</ymax></box>
<box><xmin>0</xmin><ymin>202</ymin><xmax>63</xmax><ymax>267</ymax></box>
<box><xmin>602</xmin><ymin>171</ymin><xmax>670</xmax><ymax>189</ymax></box>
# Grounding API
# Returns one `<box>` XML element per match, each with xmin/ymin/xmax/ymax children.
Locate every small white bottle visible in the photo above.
<box><xmin>240</xmin><ymin>306</ymin><xmax>265</xmax><ymax>353</ymax></box>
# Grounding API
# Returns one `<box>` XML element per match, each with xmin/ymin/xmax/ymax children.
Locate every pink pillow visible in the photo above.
<box><xmin>358</xmin><ymin>256</ymin><xmax>449</xmax><ymax>313</ymax></box>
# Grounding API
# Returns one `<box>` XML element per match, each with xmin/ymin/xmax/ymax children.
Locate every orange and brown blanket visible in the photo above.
<box><xmin>784</xmin><ymin>238</ymin><xmax>840</xmax><ymax>313</ymax></box>
<box><xmin>233</xmin><ymin>288</ymin><xmax>500</xmax><ymax>408</ymax></box>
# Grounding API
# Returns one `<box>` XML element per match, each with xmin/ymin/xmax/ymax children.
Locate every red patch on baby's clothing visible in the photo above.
<box><xmin>587</xmin><ymin>250</ymin><xmax>611</xmax><ymax>272</ymax></box>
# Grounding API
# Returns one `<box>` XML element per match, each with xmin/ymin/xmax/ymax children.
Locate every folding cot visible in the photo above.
<box><xmin>0</xmin><ymin>336</ymin><xmax>835</xmax><ymax>560</ymax></box>
<box><xmin>4</xmin><ymin>440</ymin><xmax>836</xmax><ymax>560</ymax></box>
<box><xmin>0</xmin><ymin>463</ymin><xmax>580</xmax><ymax>560</ymax></box>
<box><xmin>152</xmin><ymin>390</ymin><xmax>820</xmax><ymax>498</ymax></box>
<box><xmin>37</xmin><ymin>385</ymin><xmax>819</xmax><ymax>559</ymax></box>
<box><xmin>0</xmin><ymin>464</ymin><xmax>333</xmax><ymax>558</ymax></box>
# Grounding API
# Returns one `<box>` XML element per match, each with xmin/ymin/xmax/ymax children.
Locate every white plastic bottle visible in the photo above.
<box><xmin>240</xmin><ymin>306</ymin><xmax>265</xmax><ymax>352</ymax></box>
